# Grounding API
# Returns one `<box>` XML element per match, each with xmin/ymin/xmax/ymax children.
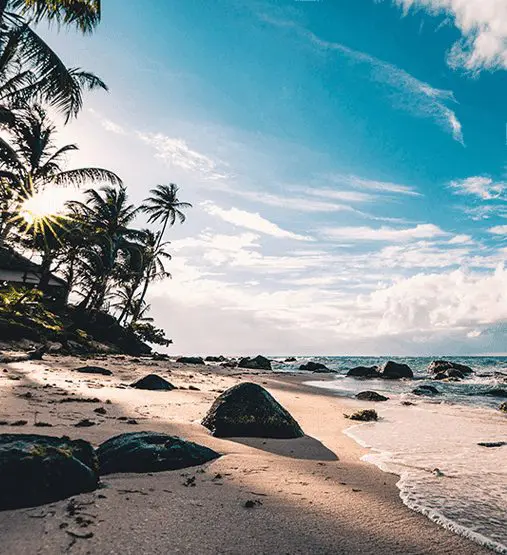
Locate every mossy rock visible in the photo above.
<box><xmin>356</xmin><ymin>391</ymin><xmax>389</xmax><ymax>402</ymax></box>
<box><xmin>97</xmin><ymin>431</ymin><xmax>220</xmax><ymax>475</ymax></box>
<box><xmin>202</xmin><ymin>382</ymin><xmax>304</xmax><ymax>438</ymax></box>
<box><xmin>0</xmin><ymin>434</ymin><xmax>98</xmax><ymax>510</ymax></box>
<box><xmin>345</xmin><ymin>409</ymin><xmax>379</xmax><ymax>422</ymax></box>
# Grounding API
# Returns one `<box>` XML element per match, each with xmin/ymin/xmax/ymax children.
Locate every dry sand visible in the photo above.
<box><xmin>0</xmin><ymin>355</ymin><xmax>490</xmax><ymax>554</ymax></box>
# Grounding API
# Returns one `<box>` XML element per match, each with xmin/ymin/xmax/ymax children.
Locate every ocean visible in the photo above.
<box><xmin>273</xmin><ymin>356</ymin><xmax>507</xmax><ymax>554</ymax></box>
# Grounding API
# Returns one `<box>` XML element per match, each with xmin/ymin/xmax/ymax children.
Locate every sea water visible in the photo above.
<box><xmin>275</xmin><ymin>356</ymin><xmax>507</xmax><ymax>554</ymax></box>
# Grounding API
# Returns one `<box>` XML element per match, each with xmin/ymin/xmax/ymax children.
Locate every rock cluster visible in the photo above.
<box><xmin>238</xmin><ymin>355</ymin><xmax>272</xmax><ymax>371</ymax></box>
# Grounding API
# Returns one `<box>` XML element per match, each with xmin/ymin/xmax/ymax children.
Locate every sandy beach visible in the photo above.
<box><xmin>0</xmin><ymin>354</ymin><xmax>492</xmax><ymax>555</ymax></box>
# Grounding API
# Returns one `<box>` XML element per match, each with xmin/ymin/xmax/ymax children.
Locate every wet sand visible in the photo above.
<box><xmin>0</xmin><ymin>355</ymin><xmax>491</xmax><ymax>554</ymax></box>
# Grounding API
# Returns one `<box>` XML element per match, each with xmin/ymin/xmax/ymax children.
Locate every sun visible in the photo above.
<box><xmin>17</xmin><ymin>187</ymin><xmax>76</xmax><ymax>235</ymax></box>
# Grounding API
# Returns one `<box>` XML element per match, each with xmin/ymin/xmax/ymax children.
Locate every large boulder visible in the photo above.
<box><xmin>299</xmin><ymin>361</ymin><xmax>334</xmax><ymax>373</ymax></box>
<box><xmin>428</xmin><ymin>360</ymin><xmax>473</xmax><ymax>379</ymax></box>
<box><xmin>346</xmin><ymin>366</ymin><xmax>380</xmax><ymax>378</ymax></box>
<box><xmin>0</xmin><ymin>434</ymin><xmax>98</xmax><ymax>510</ymax></box>
<box><xmin>75</xmin><ymin>366</ymin><xmax>113</xmax><ymax>376</ymax></box>
<box><xmin>202</xmin><ymin>382</ymin><xmax>304</xmax><ymax>438</ymax></box>
<box><xmin>380</xmin><ymin>361</ymin><xmax>413</xmax><ymax>379</ymax></box>
<box><xmin>238</xmin><ymin>355</ymin><xmax>272</xmax><ymax>371</ymax></box>
<box><xmin>176</xmin><ymin>357</ymin><xmax>205</xmax><ymax>365</ymax></box>
<box><xmin>97</xmin><ymin>432</ymin><xmax>220</xmax><ymax>475</ymax></box>
<box><xmin>356</xmin><ymin>391</ymin><xmax>389</xmax><ymax>402</ymax></box>
<box><xmin>130</xmin><ymin>374</ymin><xmax>175</xmax><ymax>391</ymax></box>
<box><xmin>412</xmin><ymin>385</ymin><xmax>440</xmax><ymax>396</ymax></box>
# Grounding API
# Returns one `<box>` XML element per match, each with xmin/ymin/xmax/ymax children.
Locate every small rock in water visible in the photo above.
<box><xmin>380</xmin><ymin>361</ymin><xmax>413</xmax><ymax>380</ymax></box>
<box><xmin>356</xmin><ymin>391</ymin><xmax>389</xmax><ymax>402</ymax></box>
<box><xmin>346</xmin><ymin>366</ymin><xmax>379</xmax><ymax>378</ymax></box>
<box><xmin>345</xmin><ymin>409</ymin><xmax>378</xmax><ymax>422</ymax></box>
<box><xmin>412</xmin><ymin>385</ymin><xmax>440</xmax><ymax>396</ymax></box>
<box><xmin>298</xmin><ymin>361</ymin><xmax>334</xmax><ymax>373</ymax></box>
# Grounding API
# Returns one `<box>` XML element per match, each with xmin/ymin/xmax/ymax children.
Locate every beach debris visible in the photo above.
<box><xmin>75</xmin><ymin>419</ymin><xmax>96</xmax><ymax>428</ymax></box>
<box><xmin>238</xmin><ymin>355</ymin><xmax>272</xmax><ymax>371</ymax></box>
<box><xmin>499</xmin><ymin>402</ymin><xmax>507</xmax><ymax>413</ymax></box>
<box><xmin>130</xmin><ymin>374</ymin><xmax>175</xmax><ymax>391</ymax></box>
<box><xmin>299</xmin><ymin>361</ymin><xmax>334</xmax><ymax>373</ymax></box>
<box><xmin>428</xmin><ymin>360</ymin><xmax>473</xmax><ymax>380</ymax></box>
<box><xmin>356</xmin><ymin>391</ymin><xmax>389</xmax><ymax>402</ymax></box>
<box><xmin>344</xmin><ymin>409</ymin><xmax>379</xmax><ymax>422</ymax></box>
<box><xmin>97</xmin><ymin>431</ymin><xmax>220</xmax><ymax>475</ymax></box>
<box><xmin>183</xmin><ymin>476</ymin><xmax>196</xmax><ymax>487</ymax></box>
<box><xmin>346</xmin><ymin>366</ymin><xmax>380</xmax><ymax>378</ymax></box>
<box><xmin>59</xmin><ymin>397</ymin><xmax>100</xmax><ymax>403</ymax></box>
<box><xmin>176</xmin><ymin>356</ymin><xmax>205</xmax><ymax>365</ymax></box>
<box><xmin>201</xmin><ymin>382</ymin><xmax>304</xmax><ymax>438</ymax></box>
<box><xmin>0</xmin><ymin>434</ymin><xmax>99</xmax><ymax>510</ymax></box>
<box><xmin>401</xmin><ymin>401</ymin><xmax>415</xmax><ymax>406</ymax></box>
<box><xmin>477</xmin><ymin>441</ymin><xmax>506</xmax><ymax>448</ymax></box>
<box><xmin>412</xmin><ymin>385</ymin><xmax>440</xmax><ymax>397</ymax></box>
<box><xmin>380</xmin><ymin>361</ymin><xmax>413</xmax><ymax>379</ymax></box>
<box><xmin>244</xmin><ymin>499</ymin><xmax>262</xmax><ymax>508</ymax></box>
<box><xmin>432</xmin><ymin>468</ymin><xmax>444</xmax><ymax>477</ymax></box>
<box><xmin>75</xmin><ymin>366</ymin><xmax>113</xmax><ymax>376</ymax></box>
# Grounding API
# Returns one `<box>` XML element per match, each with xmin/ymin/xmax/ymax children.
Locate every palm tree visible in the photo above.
<box><xmin>118</xmin><ymin>229</ymin><xmax>172</xmax><ymax>325</ymax></box>
<box><xmin>0</xmin><ymin>104</ymin><xmax>122</xmax><ymax>244</ymax></box>
<box><xmin>0</xmin><ymin>1</ymin><xmax>105</xmax><ymax>122</ymax></box>
<box><xmin>68</xmin><ymin>185</ymin><xmax>142</xmax><ymax>311</ymax></box>
<box><xmin>141</xmin><ymin>184</ymin><xmax>192</xmax><ymax>248</ymax></box>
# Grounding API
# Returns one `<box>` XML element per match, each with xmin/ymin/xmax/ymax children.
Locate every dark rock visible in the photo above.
<box><xmin>428</xmin><ymin>360</ymin><xmax>473</xmax><ymax>377</ymax></box>
<box><xmin>205</xmin><ymin>356</ymin><xmax>226</xmax><ymax>363</ymax></box>
<box><xmin>97</xmin><ymin>431</ymin><xmax>220</xmax><ymax>475</ymax></box>
<box><xmin>75</xmin><ymin>366</ymin><xmax>113</xmax><ymax>376</ymax></box>
<box><xmin>220</xmin><ymin>361</ymin><xmax>237</xmax><ymax>368</ymax></box>
<box><xmin>94</xmin><ymin>407</ymin><xmax>107</xmax><ymax>415</ymax></box>
<box><xmin>0</xmin><ymin>434</ymin><xmax>98</xmax><ymax>510</ymax></box>
<box><xmin>188</xmin><ymin>385</ymin><xmax>200</xmax><ymax>391</ymax></box>
<box><xmin>238</xmin><ymin>356</ymin><xmax>272</xmax><ymax>371</ymax></box>
<box><xmin>201</xmin><ymin>382</ymin><xmax>304</xmax><ymax>438</ymax></box>
<box><xmin>412</xmin><ymin>385</ymin><xmax>440</xmax><ymax>396</ymax></box>
<box><xmin>380</xmin><ymin>361</ymin><xmax>413</xmax><ymax>379</ymax></box>
<box><xmin>152</xmin><ymin>353</ymin><xmax>169</xmax><ymax>361</ymax></box>
<box><xmin>401</xmin><ymin>401</ymin><xmax>415</xmax><ymax>406</ymax></box>
<box><xmin>477</xmin><ymin>441</ymin><xmax>506</xmax><ymax>448</ymax></box>
<box><xmin>356</xmin><ymin>391</ymin><xmax>389</xmax><ymax>402</ymax></box>
<box><xmin>346</xmin><ymin>366</ymin><xmax>379</xmax><ymax>378</ymax></box>
<box><xmin>484</xmin><ymin>388</ymin><xmax>507</xmax><ymax>398</ymax></box>
<box><xmin>176</xmin><ymin>357</ymin><xmax>205</xmax><ymax>365</ymax></box>
<box><xmin>500</xmin><ymin>402</ymin><xmax>507</xmax><ymax>413</ymax></box>
<box><xmin>284</xmin><ymin>357</ymin><xmax>297</xmax><ymax>363</ymax></box>
<box><xmin>27</xmin><ymin>346</ymin><xmax>47</xmax><ymax>360</ymax></box>
<box><xmin>299</xmin><ymin>361</ymin><xmax>334</xmax><ymax>373</ymax></box>
<box><xmin>75</xmin><ymin>419</ymin><xmax>96</xmax><ymax>428</ymax></box>
<box><xmin>345</xmin><ymin>409</ymin><xmax>378</xmax><ymax>421</ymax></box>
<box><xmin>130</xmin><ymin>374</ymin><xmax>175</xmax><ymax>391</ymax></box>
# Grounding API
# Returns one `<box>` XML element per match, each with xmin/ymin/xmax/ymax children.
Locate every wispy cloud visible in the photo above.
<box><xmin>392</xmin><ymin>0</ymin><xmax>507</xmax><ymax>72</ymax></box>
<box><xmin>322</xmin><ymin>223</ymin><xmax>447</xmax><ymax>242</ymax></box>
<box><xmin>202</xmin><ymin>202</ymin><xmax>312</xmax><ymax>241</ymax></box>
<box><xmin>449</xmin><ymin>176</ymin><xmax>506</xmax><ymax>199</ymax></box>
<box><xmin>489</xmin><ymin>225</ymin><xmax>507</xmax><ymax>235</ymax></box>
<box><xmin>330</xmin><ymin>174</ymin><xmax>422</xmax><ymax>196</ymax></box>
<box><xmin>262</xmin><ymin>15</ymin><xmax>464</xmax><ymax>144</ymax></box>
<box><xmin>138</xmin><ymin>132</ymin><xmax>230</xmax><ymax>181</ymax></box>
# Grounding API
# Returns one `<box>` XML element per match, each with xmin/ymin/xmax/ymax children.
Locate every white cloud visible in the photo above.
<box><xmin>449</xmin><ymin>176</ymin><xmax>505</xmax><ymax>199</ymax></box>
<box><xmin>330</xmin><ymin>174</ymin><xmax>422</xmax><ymax>196</ymax></box>
<box><xmin>488</xmin><ymin>225</ymin><xmax>507</xmax><ymax>235</ymax></box>
<box><xmin>138</xmin><ymin>132</ymin><xmax>229</xmax><ymax>180</ymax></box>
<box><xmin>101</xmin><ymin>119</ymin><xmax>127</xmax><ymax>135</ymax></box>
<box><xmin>322</xmin><ymin>223</ymin><xmax>447</xmax><ymax>242</ymax></box>
<box><xmin>202</xmin><ymin>202</ymin><xmax>312</xmax><ymax>241</ymax></box>
<box><xmin>393</xmin><ymin>0</ymin><xmax>507</xmax><ymax>72</ymax></box>
<box><xmin>448</xmin><ymin>234</ymin><xmax>473</xmax><ymax>244</ymax></box>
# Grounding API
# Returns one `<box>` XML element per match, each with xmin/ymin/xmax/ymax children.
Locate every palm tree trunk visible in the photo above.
<box><xmin>37</xmin><ymin>250</ymin><xmax>54</xmax><ymax>293</ymax></box>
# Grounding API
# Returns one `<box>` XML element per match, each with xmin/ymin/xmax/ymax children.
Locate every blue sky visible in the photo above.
<box><xmin>40</xmin><ymin>0</ymin><xmax>507</xmax><ymax>355</ymax></box>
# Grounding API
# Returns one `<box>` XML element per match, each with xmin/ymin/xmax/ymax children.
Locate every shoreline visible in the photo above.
<box><xmin>0</xmin><ymin>354</ymin><xmax>493</xmax><ymax>554</ymax></box>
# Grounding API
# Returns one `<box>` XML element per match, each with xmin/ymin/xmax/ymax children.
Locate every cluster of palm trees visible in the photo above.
<box><xmin>0</xmin><ymin>1</ymin><xmax>192</xmax><ymax>346</ymax></box>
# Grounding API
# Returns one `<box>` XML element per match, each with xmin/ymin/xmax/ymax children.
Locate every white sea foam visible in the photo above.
<box><xmin>344</xmin><ymin>403</ymin><xmax>507</xmax><ymax>553</ymax></box>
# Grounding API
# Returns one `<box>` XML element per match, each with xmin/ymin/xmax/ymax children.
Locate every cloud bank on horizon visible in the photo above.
<box><xmin>53</xmin><ymin>0</ymin><xmax>507</xmax><ymax>355</ymax></box>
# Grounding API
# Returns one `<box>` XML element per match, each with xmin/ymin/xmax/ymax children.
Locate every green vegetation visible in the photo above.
<box><xmin>0</xmin><ymin>1</ymin><xmax>191</xmax><ymax>353</ymax></box>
